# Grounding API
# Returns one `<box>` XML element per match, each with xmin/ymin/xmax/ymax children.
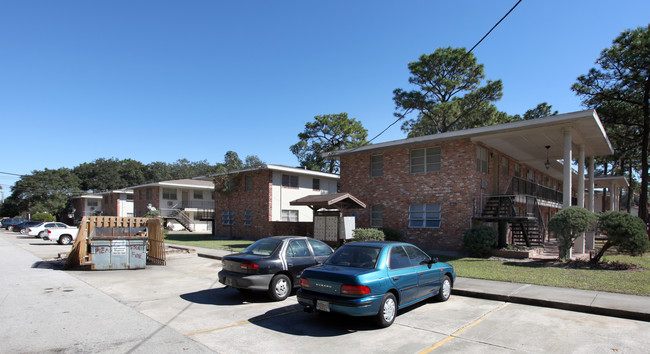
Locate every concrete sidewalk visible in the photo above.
<box><xmin>175</xmin><ymin>244</ymin><xmax>650</xmax><ymax>323</ymax></box>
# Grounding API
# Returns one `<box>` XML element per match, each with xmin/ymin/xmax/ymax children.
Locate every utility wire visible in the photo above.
<box><xmin>363</xmin><ymin>0</ymin><xmax>523</xmax><ymax>147</ymax></box>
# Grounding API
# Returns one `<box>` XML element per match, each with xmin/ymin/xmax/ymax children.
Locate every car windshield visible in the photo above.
<box><xmin>241</xmin><ymin>238</ymin><xmax>282</xmax><ymax>256</ymax></box>
<box><xmin>325</xmin><ymin>245</ymin><xmax>381</xmax><ymax>269</ymax></box>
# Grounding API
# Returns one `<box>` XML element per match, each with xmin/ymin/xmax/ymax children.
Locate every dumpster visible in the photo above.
<box><xmin>89</xmin><ymin>227</ymin><xmax>148</xmax><ymax>270</ymax></box>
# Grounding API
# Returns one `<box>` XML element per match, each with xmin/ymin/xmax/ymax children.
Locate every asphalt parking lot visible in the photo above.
<box><xmin>2</xmin><ymin>230</ymin><xmax>650</xmax><ymax>353</ymax></box>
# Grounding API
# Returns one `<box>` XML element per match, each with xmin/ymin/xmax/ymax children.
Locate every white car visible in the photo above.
<box><xmin>43</xmin><ymin>227</ymin><xmax>79</xmax><ymax>245</ymax></box>
<box><xmin>27</xmin><ymin>222</ymin><xmax>76</xmax><ymax>238</ymax></box>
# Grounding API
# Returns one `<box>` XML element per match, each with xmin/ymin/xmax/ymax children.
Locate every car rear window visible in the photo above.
<box><xmin>241</xmin><ymin>238</ymin><xmax>282</xmax><ymax>256</ymax></box>
<box><xmin>326</xmin><ymin>245</ymin><xmax>380</xmax><ymax>269</ymax></box>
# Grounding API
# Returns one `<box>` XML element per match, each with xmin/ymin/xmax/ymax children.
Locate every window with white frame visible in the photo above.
<box><xmin>410</xmin><ymin>146</ymin><xmax>441</xmax><ymax>174</ymax></box>
<box><xmin>501</xmin><ymin>156</ymin><xmax>509</xmax><ymax>175</ymax></box>
<box><xmin>88</xmin><ymin>200</ymin><xmax>99</xmax><ymax>207</ymax></box>
<box><xmin>476</xmin><ymin>146</ymin><xmax>489</xmax><ymax>173</ymax></box>
<box><xmin>244</xmin><ymin>211</ymin><xmax>252</xmax><ymax>226</ymax></box>
<box><xmin>370</xmin><ymin>205</ymin><xmax>383</xmax><ymax>228</ymax></box>
<box><xmin>193</xmin><ymin>190</ymin><xmax>203</xmax><ymax>199</ymax></box>
<box><xmin>162</xmin><ymin>188</ymin><xmax>177</xmax><ymax>200</ymax></box>
<box><xmin>408</xmin><ymin>203</ymin><xmax>441</xmax><ymax>228</ymax></box>
<box><xmin>371</xmin><ymin>155</ymin><xmax>383</xmax><ymax>177</ymax></box>
<box><xmin>312</xmin><ymin>178</ymin><xmax>320</xmax><ymax>190</ymax></box>
<box><xmin>281</xmin><ymin>210</ymin><xmax>299</xmax><ymax>222</ymax></box>
<box><xmin>514</xmin><ymin>163</ymin><xmax>521</xmax><ymax>178</ymax></box>
<box><xmin>222</xmin><ymin>211</ymin><xmax>234</xmax><ymax>225</ymax></box>
<box><xmin>282</xmin><ymin>174</ymin><xmax>299</xmax><ymax>188</ymax></box>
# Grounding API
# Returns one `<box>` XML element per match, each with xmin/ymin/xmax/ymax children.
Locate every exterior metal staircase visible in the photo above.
<box><xmin>168</xmin><ymin>209</ymin><xmax>194</xmax><ymax>232</ymax></box>
<box><xmin>478</xmin><ymin>195</ymin><xmax>545</xmax><ymax>247</ymax></box>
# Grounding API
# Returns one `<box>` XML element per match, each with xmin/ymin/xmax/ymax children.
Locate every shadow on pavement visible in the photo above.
<box><xmin>31</xmin><ymin>259</ymin><xmax>66</xmax><ymax>270</ymax></box>
<box><xmin>248</xmin><ymin>304</ymin><xmax>380</xmax><ymax>336</ymax></box>
<box><xmin>180</xmin><ymin>287</ymin><xmax>281</xmax><ymax>306</ymax></box>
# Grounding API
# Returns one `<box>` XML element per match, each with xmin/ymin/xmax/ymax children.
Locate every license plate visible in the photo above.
<box><xmin>316</xmin><ymin>300</ymin><xmax>330</xmax><ymax>312</ymax></box>
<box><xmin>225</xmin><ymin>277</ymin><xmax>233</xmax><ymax>286</ymax></box>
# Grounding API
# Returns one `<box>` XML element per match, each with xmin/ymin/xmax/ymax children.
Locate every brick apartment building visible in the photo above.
<box><xmin>130</xmin><ymin>179</ymin><xmax>214</xmax><ymax>232</ymax></box>
<box><xmin>326</xmin><ymin>110</ymin><xmax>615</xmax><ymax>254</ymax></box>
<box><xmin>197</xmin><ymin>164</ymin><xmax>339</xmax><ymax>239</ymax></box>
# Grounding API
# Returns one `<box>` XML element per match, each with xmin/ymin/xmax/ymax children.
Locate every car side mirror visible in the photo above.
<box><xmin>429</xmin><ymin>257</ymin><xmax>438</xmax><ymax>264</ymax></box>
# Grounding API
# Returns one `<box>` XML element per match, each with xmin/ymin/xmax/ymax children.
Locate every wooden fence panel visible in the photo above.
<box><xmin>147</xmin><ymin>220</ymin><xmax>166</xmax><ymax>265</ymax></box>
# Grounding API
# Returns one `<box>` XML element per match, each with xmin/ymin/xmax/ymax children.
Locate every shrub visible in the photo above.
<box><xmin>352</xmin><ymin>228</ymin><xmax>385</xmax><ymax>241</ymax></box>
<box><xmin>381</xmin><ymin>228</ymin><xmax>402</xmax><ymax>241</ymax></box>
<box><xmin>548</xmin><ymin>206</ymin><xmax>597</xmax><ymax>260</ymax></box>
<box><xmin>591</xmin><ymin>211</ymin><xmax>649</xmax><ymax>264</ymax></box>
<box><xmin>31</xmin><ymin>213</ymin><xmax>55</xmax><ymax>222</ymax></box>
<box><xmin>463</xmin><ymin>225</ymin><xmax>497</xmax><ymax>257</ymax></box>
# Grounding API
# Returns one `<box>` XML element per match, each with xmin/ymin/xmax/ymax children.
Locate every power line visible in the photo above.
<box><xmin>363</xmin><ymin>0</ymin><xmax>522</xmax><ymax>146</ymax></box>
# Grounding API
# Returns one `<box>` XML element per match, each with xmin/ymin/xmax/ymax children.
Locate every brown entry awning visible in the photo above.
<box><xmin>290</xmin><ymin>192</ymin><xmax>366</xmax><ymax>210</ymax></box>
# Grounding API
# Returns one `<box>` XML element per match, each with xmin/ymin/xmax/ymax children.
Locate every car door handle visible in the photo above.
<box><xmin>392</xmin><ymin>277</ymin><xmax>399</xmax><ymax>281</ymax></box>
<box><xmin>288</xmin><ymin>263</ymin><xmax>293</xmax><ymax>267</ymax></box>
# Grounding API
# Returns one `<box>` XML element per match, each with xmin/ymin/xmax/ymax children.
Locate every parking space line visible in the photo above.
<box><xmin>418</xmin><ymin>302</ymin><xmax>509</xmax><ymax>353</ymax></box>
<box><xmin>185</xmin><ymin>308</ymin><xmax>302</xmax><ymax>336</ymax></box>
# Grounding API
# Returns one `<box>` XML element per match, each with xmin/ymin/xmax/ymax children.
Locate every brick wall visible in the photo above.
<box><xmin>214</xmin><ymin>169</ymin><xmax>274</xmax><ymax>239</ymax></box>
<box><xmin>102</xmin><ymin>193</ymin><xmax>117</xmax><ymax>216</ymax></box>
<box><xmin>340</xmin><ymin>138</ymin><xmax>564</xmax><ymax>253</ymax></box>
<box><xmin>340</xmin><ymin>139</ymin><xmax>480</xmax><ymax>252</ymax></box>
<box><xmin>133</xmin><ymin>186</ymin><xmax>160</xmax><ymax>217</ymax></box>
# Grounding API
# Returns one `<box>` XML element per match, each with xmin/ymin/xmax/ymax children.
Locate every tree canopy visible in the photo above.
<box><xmin>0</xmin><ymin>152</ymin><xmax>262</xmax><ymax>219</ymax></box>
<box><xmin>290</xmin><ymin>113</ymin><xmax>368</xmax><ymax>173</ymax></box>
<box><xmin>572</xmin><ymin>24</ymin><xmax>650</xmax><ymax>223</ymax></box>
<box><xmin>393</xmin><ymin>47</ymin><xmax>510</xmax><ymax>137</ymax></box>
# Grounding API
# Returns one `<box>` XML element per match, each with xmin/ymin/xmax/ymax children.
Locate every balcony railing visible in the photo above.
<box><xmin>506</xmin><ymin>176</ymin><xmax>563</xmax><ymax>204</ymax></box>
<box><xmin>162</xmin><ymin>200</ymin><xmax>215</xmax><ymax>210</ymax></box>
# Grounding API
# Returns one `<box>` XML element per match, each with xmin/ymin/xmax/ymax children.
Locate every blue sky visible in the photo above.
<box><xmin>1</xmin><ymin>0</ymin><xmax>649</xmax><ymax>192</ymax></box>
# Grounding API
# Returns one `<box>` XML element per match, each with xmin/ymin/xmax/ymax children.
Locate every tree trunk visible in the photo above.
<box><xmin>638</xmin><ymin>78</ymin><xmax>650</xmax><ymax>225</ymax></box>
<box><xmin>627</xmin><ymin>163</ymin><xmax>633</xmax><ymax>213</ymax></box>
<box><xmin>590</xmin><ymin>241</ymin><xmax>612</xmax><ymax>264</ymax></box>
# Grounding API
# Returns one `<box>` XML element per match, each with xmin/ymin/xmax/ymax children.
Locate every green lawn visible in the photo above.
<box><xmin>163</xmin><ymin>233</ymin><xmax>650</xmax><ymax>296</ymax></box>
<box><xmin>438</xmin><ymin>254</ymin><xmax>650</xmax><ymax>296</ymax></box>
<box><xmin>164</xmin><ymin>233</ymin><xmax>253</xmax><ymax>252</ymax></box>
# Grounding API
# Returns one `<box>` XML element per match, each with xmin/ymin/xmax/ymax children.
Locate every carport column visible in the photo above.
<box><xmin>562</xmin><ymin>128</ymin><xmax>573</xmax><ymax>208</ymax></box>
<box><xmin>586</xmin><ymin>157</ymin><xmax>596</xmax><ymax>251</ymax></box>
<box><xmin>574</xmin><ymin>145</ymin><xmax>586</xmax><ymax>254</ymax></box>
<box><xmin>610</xmin><ymin>181</ymin><xmax>617</xmax><ymax>211</ymax></box>
<box><xmin>577</xmin><ymin>146</ymin><xmax>585</xmax><ymax>208</ymax></box>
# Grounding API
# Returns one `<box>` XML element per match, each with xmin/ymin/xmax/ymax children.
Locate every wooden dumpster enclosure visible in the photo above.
<box><xmin>65</xmin><ymin>216</ymin><xmax>166</xmax><ymax>269</ymax></box>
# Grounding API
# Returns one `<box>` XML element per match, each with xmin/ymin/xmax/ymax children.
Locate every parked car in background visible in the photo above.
<box><xmin>218</xmin><ymin>236</ymin><xmax>334</xmax><ymax>301</ymax></box>
<box><xmin>43</xmin><ymin>227</ymin><xmax>79</xmax><ymax>245</ymax></box>
<box><xmin>13</xmin><ymin>221</ymin><xmax>42</xmax><ymax>234</ymax></box>
<box><xmin>297</xmin><ymin>241</ymin><xmax>456</xmax><ymax>328</ymax></box>
<box><xmin>2</xmin><ymin>218</ymin><xmax>28</xmax><ymax>231</ymax></box>
<box><xmin>27</xmin><ymin>222</ymin><xmax>76</xmax><ymax>238</ymax></box>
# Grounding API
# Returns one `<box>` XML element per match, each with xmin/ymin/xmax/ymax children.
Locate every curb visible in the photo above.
<box><xmin>452</xmin><ymin>288</ymin><xmax>650</xmax><ymax>323</ymax></box>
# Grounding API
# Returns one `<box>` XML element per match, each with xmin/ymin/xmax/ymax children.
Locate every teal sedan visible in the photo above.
<box><xmin>297</xmin><ymin>241</ymin><xmax>455</xmax><ymax>327</ymax></box>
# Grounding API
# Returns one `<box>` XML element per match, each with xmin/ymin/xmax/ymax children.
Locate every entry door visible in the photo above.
<box><xmin>492</xmin><ymin>153</ymin><xmax>500</xmax><ymax>193</ymax></box>
<box><xmin>182</xmin><ymin>191</ymin><xmax>189</xmax><ymax>208</ymax></box>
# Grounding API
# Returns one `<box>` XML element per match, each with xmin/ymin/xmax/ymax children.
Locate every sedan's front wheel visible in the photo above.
<box><xmin>268</xmin><ymin>274</ymin><xmax>291</xmax><ymax>301</ymax></box>
<box><xmin>375</xmin><ymin>292</ymin><xmax>397</xmax><ymax>328</ymax></box>
<box><xmin>434</xmin><ymin>275</ymin><xmax>452</xmax><ymax>302</ymax></box>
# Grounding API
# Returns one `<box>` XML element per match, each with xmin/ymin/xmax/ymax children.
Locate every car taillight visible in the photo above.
<box><xmin>300</xmin><ymin>278</ymin><xmax>309</xmax><ymax>288</ymax></box>
<box><xmin>47</xmin><ymin>230</ymin><xmax>52</xmax><ymax>234</ymax></box>
<box><xmin>341</xmin><ymin>285</ymin><xmax>371</xmax><ymax>295</ymax></box>
<box><xmin>240</xmin><ymin>262</ymin><xmax>259</xmax><ymax>270</ymax></box>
